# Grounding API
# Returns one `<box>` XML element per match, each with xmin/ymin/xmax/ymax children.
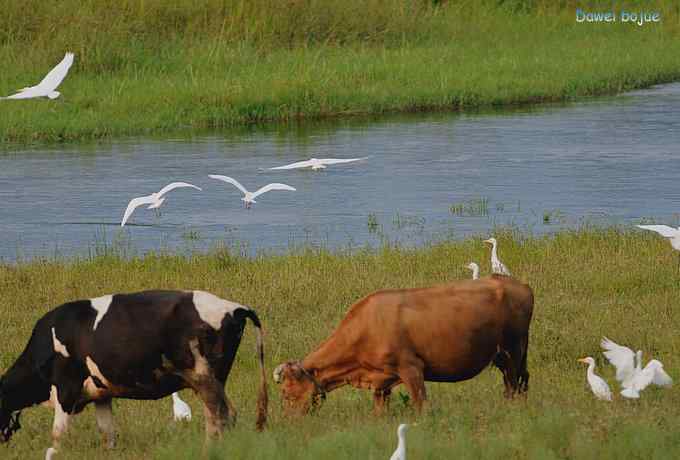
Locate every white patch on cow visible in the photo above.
<box><xmin>90</xmin><ymin>294</ymin><xmax>113</xmax><ymax>330</ymax></box>
<box><xmin>86</xmin><ymin>356</ymin><xmax>111</xmax><ymax>388</ymax></box>
<box><xmin>50</xmin><ymin>386</ymin><xmax>70</xmax><ymax>445</ymax></box>
<box><xmin>51</xmin><ymin>328</ymin><xmax>70</xmax><ymax>358</ymax></box>
<box><xmin>192</xmin><ymin>290</ymin><xmax>248</xmax><ymax>330</ymax></box>
<box><xmin>187</xmin><ymin>338</ymin><xmax>211</xmax><ymax>378</ymax></box>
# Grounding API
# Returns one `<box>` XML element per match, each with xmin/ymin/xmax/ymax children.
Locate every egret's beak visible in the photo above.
<box><xmin>577</xmin><ymin>358</ymin><xmax>588</xmax><ymax>363</ymax></box>
<box><xmin>483</xmin><ymin>239</ymin><xmax>492</xmax><ymax>244</ymax></box>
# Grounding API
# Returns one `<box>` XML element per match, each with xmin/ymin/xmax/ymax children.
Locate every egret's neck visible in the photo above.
<box><xmin>472</xmin><ymin>267</ymin><xmax>479</xmax><ymax>279</ymax></box>
<box><xmin>490</xmin><ymin>243</ymin><xmax>499</xmax><ymax>261</ymax></box>
<box><xmin>396</xmin><ymin>430</ymin><xmax>406</xmax><ymax>454</ymax></box>
<box><xmin>586</xmin><ymin>362</ymin><xmax>595</xmax><ymax>377</ymax></box>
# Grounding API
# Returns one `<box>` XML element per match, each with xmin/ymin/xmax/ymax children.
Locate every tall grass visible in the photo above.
<box><xmin>1</xmin><ymin>1</ymin><xmax>679</xmax><ymax>143</ymax></box>
<box><xmin>1</xmin><ymin>228</ymin><xmax>679</xmax><ymax>458</ymax></box>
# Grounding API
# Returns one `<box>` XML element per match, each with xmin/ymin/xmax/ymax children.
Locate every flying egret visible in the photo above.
<box><xmin>268</xmin><ymin>157</ymin><xmax>368</xmax><ymax>171</ymax></box>
<box><xmin>389</xmin><ymin>424</ymin><xmax>409</xmax><ymax>460</ymax></box>
<box><xmin>466</xmin><ymin>262</ymin><xmax>480</xmax><ymax>280</ymax></box>
<box><xmin>1</xmin><ymin>52</ymin><xmax>74</xmax><ymax>100</ymax></box>
<box><xmin>577</xmin><ymin>357</ymin><xmax>612</xmax><ymax>401</ymax></box>
<box><xmin>120</xmin><ymin>182</ymin><xmax>202</xmax><ymax>227</ymax></box>
<box><xmin>636</xmin><ymin>224</ymin><xmax>680</xmax><ymax>269</ymax></box>
<box><xmin>483</xmin><ymin>237</ymin><xmax>511</xmax><ymax>276</ymax></box>
<box><xmin>171</xmin><ymin>392</ymin><xmax>192</xmax><ymax>421</ymax></box>
<box><xmin>601</xmin><ymin>337</ymin><xmax>673</xmax><ymax>398</ymax></box>
<box><xmin>208</xmin><ymin>175</ymin><xmax>295</xmax><ymax>208</ymax></box>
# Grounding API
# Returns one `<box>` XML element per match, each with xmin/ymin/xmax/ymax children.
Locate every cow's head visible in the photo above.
<box><xmin>0</xmin><ymin>381</ymin><xmax>22</xmax><ymax>443</ymax></box>
<box><xmin>273</xmin><ymin>361</ymin><xmax>325</xmax><ymax>415</ymax></box>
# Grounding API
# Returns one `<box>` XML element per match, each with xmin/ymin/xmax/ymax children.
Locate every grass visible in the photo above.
<box><xmin>1</xmin><ymin>228</ymin><xmax>679</xmax><ymax>459</ymax></box>
<box><xmin>1</xmin><ymin>1</ymin><xmax>680</xmax><ymax>143</ymax></box>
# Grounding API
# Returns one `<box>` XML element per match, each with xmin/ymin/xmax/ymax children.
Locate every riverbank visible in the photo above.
<box><xmin>1</xmin><ymin>229</ymin><xmax>679</xmax><ymax>458</ymax></box>
<box><xmin>1</xmin><ymin>1</ymin><xmax>679</xmax><ymax>144</ymax></box>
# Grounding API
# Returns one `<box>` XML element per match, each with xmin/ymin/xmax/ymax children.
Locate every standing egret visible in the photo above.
<box><xmin>577</xmin><ymin>357</ymin><xmax>612</xmax><ymax>401</ymax></box>
<box><xmin>171</xmin><ymin>392</ymin><xmax>192</xmax><ymax>421</ymax></box>
<box><xmin>483</xmin><ymin>237</ymin><xmax>511</xmax><ymax>276</ymax></box>
<box><xmin>208</xmin><ymin>175</ymin><xmax>295</xmax><ymax>208</ymax></box>
<box><xmin>601</xmin><ymin>337</ymin><xmax>673</xmax><ymax>398</ymax></box>
<box><xmin>389</xmin><ymin>424</ymin><xmax>409</xmax><ymax>460</ymax></box>
<box><xmin>268</xmin><ymin>157</ymin><xmax>368</xmax><ymax>171</ymax></box>
<box><xmin>466</xmin><ymin>262</ymin><xmax>480</xmax><ymax>280</ymax></box>
<box><xmin>636</xmin><ymin>224</ymin><xmax>680</xmax><ymax>269</ymax></box>
<box><xmin>120</xmin><ymin>182</ymin><xmax>202</xmax><ymax>226</ymax></box>
<box><xmin>2</xmin><ymin>52</ymin><xmax>74</xmax><ymax>100</ymax></box>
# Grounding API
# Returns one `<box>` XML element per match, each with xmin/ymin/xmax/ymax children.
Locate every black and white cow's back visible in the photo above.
<box><xmin>0</xmin><ymin>290</ymin><xmax>268</xmax><ymax>456</ymax></box>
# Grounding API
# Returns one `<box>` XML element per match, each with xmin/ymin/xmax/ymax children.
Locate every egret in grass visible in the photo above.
<box><xmin>120</xmin><ymin>182</ymin><xmax>202</xmax><ymax>227</ymax></box>
<box><xmin>171</xmin><ymin>392</ymin><xmax>192</xmax><ymax>421</ymax></box>
<box><xmin>577</xmin><ymin>357</ymin><xmax>612</xmax><ymax>401</ymax></box>
<box><xmin>389</xmin><ymin>424</ymin><xmax>409</xmax><ymax>460</ymax></box>
<box><xmin>466</xmin><ymin>262</ymin><xmax>480</xmax><ymax>280</ymax></box>
<box><xmin>483</xmin><ymin>237</ymin><xmax>511</xmax><ymax>276</ymax></box>
<box><xmin>1</xmin><ymin>53</ymin><xmax>74</xmax><ymax>100</ymax></box>
<box><xmin>636</xmin><ymin>224</ymin><xmax>680</xmax><ymax>269</ymax></box>
<box><xmin>601</xmin><ymin>337</ymin><xmax>673</xmax><ymax>399</ymax></box>
<box><xmin>208</xmin><ymin>175</ymin><xmax>295</xmax><ymax>209</ymax></box>
<box><xmin>268</xmin><ymin>157</ymin><xmax>368</xmax><ymax>171</ymax></box>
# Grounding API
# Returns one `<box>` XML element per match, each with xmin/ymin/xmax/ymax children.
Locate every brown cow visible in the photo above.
<box><xmin>274</xmin><ymin>275</ymin><xmax>533</xmax><ymax>415</ymax></box>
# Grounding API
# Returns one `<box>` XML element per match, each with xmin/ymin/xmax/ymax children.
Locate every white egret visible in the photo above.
<box><xmin>45</xmin><ymin>447</ymin><xmax>56</xmax><ymax>460</ymax></box>
<box><xmin>636</xmin><ymin>224</ymin><xmax>680</xmax><ymax>269</ymax></box>
<box><xmin>120</xmin><ymin>182</ymin><xmax>202</xmax><ymax>227</ymax></box>
<box><xmin>268</xmin><ymin>157</ymin><xmax>368</xmax><ymax>171</ymax></box>
<box><xmin>208</xmin><ymin>175</ymin><xmax>295</xmax><ymax>208</ymax></box>
<box><xmin>466</xmin><ymin>262</ymin><xmax>480</xmax><ymax>280</ymax></box>
<box><xmin>620</xmin><ymin>359</ymin><xmax>673</xmax><ymax>399</ymax></box>
<box><xmin>2</xmin><ymin>53</ymin><xmax>74</xmax><ymax>100</ymax></box>
<box><xmin>389</xmin><ymin>423</ymin><xmax>409</xmax><ymax>460</ymax></box>
<box><xmin>601</xmin><ymin>337</ymin><xmax>673</xmax><ymax>398</ymax></box>
<box><xmin>171</xmin><ymin>392</ymin><xmax>192</xmax><ymax>421</ymax></box>
<box><xmin>577</xmin><ymin>357</ymin><xmax>612</xmax><ymax>401</ymax></box>
<box><xmin>483</xmin><ymin>237</ymin><xmax>511</xmax><ymax>276</ymax></box>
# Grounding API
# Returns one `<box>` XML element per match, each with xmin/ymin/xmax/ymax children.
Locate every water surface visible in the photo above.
<box><xmin>2</xmin><ymin>84</ymin><xmax>679</xmax><ymax>262</ymax></box>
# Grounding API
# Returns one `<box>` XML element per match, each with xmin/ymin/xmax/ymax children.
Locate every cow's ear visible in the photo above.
<box><xmin>289</xmin><ymin>363</ymin><xmax>306</xmax><ymax>380</ymax></box>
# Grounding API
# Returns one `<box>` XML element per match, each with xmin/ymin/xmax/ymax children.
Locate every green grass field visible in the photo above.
<box><xmin>1</xmin><ymin>0</ymin><xmax>680</xmax><ymax>143</ymax></box>
<box><xmin>1</xmin><ymin>228</ymin><xmax>679</xmax><ymax>459</ymax></box>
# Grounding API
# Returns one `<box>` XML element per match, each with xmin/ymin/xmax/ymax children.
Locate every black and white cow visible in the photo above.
<box><xmin>0</xmin><ymin>290</ymin><xmax>268</xmax><ymax>457</ymax></box>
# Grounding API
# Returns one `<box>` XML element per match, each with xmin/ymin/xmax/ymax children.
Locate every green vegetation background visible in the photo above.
<box><xmin>1</xmin><ymin>229</ymin><xmax>679</xmax><ymax>458</ymax></box>
<box><xmin>1</xmin><ymin>0</ymin><xmax>679</xmax><ymax>143</ymax></box>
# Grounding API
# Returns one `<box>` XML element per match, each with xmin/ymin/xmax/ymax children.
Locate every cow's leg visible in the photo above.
<box><xmin>517</xmin><ymin>335</ymin><xmax>530</xmax><ymax>394</ymax></box>
<box><xmin>49</xmin><ymin>386</ymin><xmax>70</xmax><ymax>452</ymax></box>
<box><xmin>493</xmin><ymin>350</ymin><xmax>513</xmax><ymax>397</ymax></box>
<box><xmin>398</xmin><ymin>366</ymin><xmax>427</xmax><ymax>412</ymax></box>
<box><xmin>497</xmin><ymin>347</ymin><xmax>520</xmax><ymax>398</ymax></box>
<box><xmin>94</xmin><ymin>399</ymin><xmax>116</xmax><ymax>449</ymax></box>
<box><xmin>372</xmin><ymin>388</ymin><xmax>392</xmax><ymax>415</ymax></box>
<box><xmin>193</xmin><ymin>377</ymin><xmax>232</xmax><ymax>440</ymax></box>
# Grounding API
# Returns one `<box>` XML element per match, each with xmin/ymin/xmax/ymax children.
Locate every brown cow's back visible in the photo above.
<box><xmin>305</xmin><ymin>276</ymin><xmax>533</xmax><ymax>383</ymax></box>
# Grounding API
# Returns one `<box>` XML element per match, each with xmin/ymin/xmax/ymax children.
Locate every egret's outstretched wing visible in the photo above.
<box><xmin>648</xmin><ymin>361</ymin><xmax>673</xmax><ymax>387</ymax></box>
<box><xmin>3</xmin><ymin>88</ymin><xmax>42</xmax><ymax>99</ymax></box>
<box><xmin>208</xmin><ymin>175</ymin><xmax>248</xmax><ymax>195</ymax></box>
<box><xmin>37</xmin><ymin>52</ymin><xmax>74</xmax><ymax>91</ymax></box>
<box><xmin>631</xmin><ymin>367</ymin><xmax>656</xmax><ymax>392</ymax></box>
<box><xmin>317</xmin><ymin>157</ymin><xmax>368</xmax><ymax>165</ymax></box>
<box><xmin>600</xmin><ymin>337</ymin><xmax>635</xmax><ymax>383</ymax></box>
<box><xmin>250</xmin><ymin>183</ymin><xmax>296</xmax><ymax>200</ymax></box>
<box><xmin>121</xmin><ymin>195</ymin><xmax>155</xmax><ymax>226</ymax></box>
<box><xmin>157</xmin><ymin>181</ymin><xmax>202</xmax><ymax>197</ymax></box>
<box><xmin>636</xmin><ymin>225</ymin><xmax>679</xmax><ymax>238</ymax></box>
<box><xmin>268</xmin><ymin>159</ymin><xmax>316</xmax><ymax>170</ymax></box>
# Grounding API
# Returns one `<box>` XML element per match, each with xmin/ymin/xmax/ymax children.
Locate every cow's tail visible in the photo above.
<box><xmin>243</xmin><ymin>309</ymin><xmax>268</xmax><ymax>431</ymax></box>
